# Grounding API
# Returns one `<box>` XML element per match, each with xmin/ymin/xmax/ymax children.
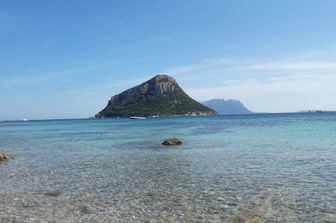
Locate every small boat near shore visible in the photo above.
<box><xmin>130</xmin><ymin>116</ymin><xmax>146</xmax><ymax>120</ymax></box>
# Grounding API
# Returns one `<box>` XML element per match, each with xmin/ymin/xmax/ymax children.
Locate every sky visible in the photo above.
<box><xmin>1</xmin><ymin>0</ymin><xmax>336</xmax><ymax>120</ymax></box>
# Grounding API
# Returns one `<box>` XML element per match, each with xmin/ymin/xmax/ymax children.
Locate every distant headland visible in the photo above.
<box><xmin>202</xmin><ymin>99</ymin><xmax>253</xmax><ymax>115</ymax></box>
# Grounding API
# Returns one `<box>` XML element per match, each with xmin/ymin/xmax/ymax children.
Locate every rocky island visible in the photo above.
<box><xmin>95</xmin><ymin>74</ymin><xmax>217</xmax><ymax>118</ymax></box>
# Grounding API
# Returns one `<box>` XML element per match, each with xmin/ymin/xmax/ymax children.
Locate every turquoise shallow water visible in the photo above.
<box><xmin>0</xmin><ymin>113</ymin><xmax>336</xmax><ymax>222</ymax></box>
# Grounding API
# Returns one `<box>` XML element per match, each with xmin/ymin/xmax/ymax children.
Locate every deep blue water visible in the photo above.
<box><xmin>0</xmin><ymin>113</ymin><xmax>336</xmax><ymax>222</ymax></box>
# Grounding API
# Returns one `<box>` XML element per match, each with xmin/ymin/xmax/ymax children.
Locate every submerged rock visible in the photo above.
<box><xmin>162</xmin><ymin>138</ymin><xmax>182</xmax><ymax>146</ymax></box>
<box><xmin>44</xmin><ymin>190</ymin><xmax>62</xmax><ymax>197</ymax></box>
<box><xmin>79</xmin><ymin>204</ymin><xmax>95</xmax><ymax>214</ymax></box>
<box><xmin>0</xmin><ymin>150</ymin><xmax>8</xmax><ymax>161</ymax></box>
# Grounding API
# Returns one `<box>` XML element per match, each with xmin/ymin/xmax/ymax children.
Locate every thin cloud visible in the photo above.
<box><xmin>165</xmin><ymin>55</ymin><xmax>336</xmax><ymax>77</ymax></box>
<box><xmin>187</xmin><ymin>74</ymin><xmax>336</xmax><ymax>100</ymax></box>
<box><xmin>164</xmin><ymin>52</ymin><xmax>336</xmax><ymax>112</ymax></box>
<box><xmin>231</xmin><ymin>62</ymin><xmax>336</xmax><ymax>71</ymax></box>
<box><xmin>164</xmin><ymin>58</ymin><xmax>236</xmax><ymax>75</ymax></box>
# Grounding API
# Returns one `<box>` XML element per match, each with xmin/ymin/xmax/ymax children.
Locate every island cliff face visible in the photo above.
<box><xmin>95</xmin><ymin>74</ymin><xmax>217</xmax><ymax>118</ymax></box>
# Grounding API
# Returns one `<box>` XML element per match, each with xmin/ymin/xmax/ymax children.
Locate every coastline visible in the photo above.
<box><xmin>3</xmin><ymin>111</ymin><xmax>336</xmax><ymax>122</ymax></box>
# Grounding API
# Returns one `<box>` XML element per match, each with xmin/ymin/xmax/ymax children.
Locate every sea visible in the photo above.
<box><xmin>0</xmin><ymin>113</ymin><xmax>335</xmax><ymax>222</ymax></box>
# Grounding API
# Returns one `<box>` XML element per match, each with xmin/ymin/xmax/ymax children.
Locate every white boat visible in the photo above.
<box><xmin>130</xmin><ymin>116</ymin><xmax>146</xmax><ymax>120</ymax></box>
<box><xmin>22</xmin><ymin>118</ymin><xmax>29</xmax><ymax>122</ymax></box>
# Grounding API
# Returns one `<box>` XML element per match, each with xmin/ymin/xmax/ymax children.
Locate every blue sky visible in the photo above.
<box><xmin>1</xmin><ymin>0</ymin><xmax>336</xmax><ymax>119</ymax></box>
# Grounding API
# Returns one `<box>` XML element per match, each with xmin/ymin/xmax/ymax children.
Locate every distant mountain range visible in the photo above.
<box><xmin>95</xmin><ymin>75</ymin><xmax>217</xmax><ymax>118</ymax></box>
<box><xmin>202</xmin><ymin>99</ymin><xmax>253</xmax><ymax>115</ymax></box>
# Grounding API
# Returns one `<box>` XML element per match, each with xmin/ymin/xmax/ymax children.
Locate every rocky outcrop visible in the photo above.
<box><xmin>96</xmin><ymin>74</ymin><xmax>217</xmax><ymax>118</ymax></box>
<box><xmin>0</xmin><ymin>150</ymin><xmax>8</xmax><ymax>161</ymax></box>
<box><xmin>162</xmin><ymin>138</ymin><xmax>182</xmax><ymax>146</ymax></box>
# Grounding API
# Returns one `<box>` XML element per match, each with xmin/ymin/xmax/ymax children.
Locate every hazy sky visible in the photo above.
<box><xmin>1</xmin><ymin>0</ymin><xmax>336</xmax><ymax>120</ymax></box>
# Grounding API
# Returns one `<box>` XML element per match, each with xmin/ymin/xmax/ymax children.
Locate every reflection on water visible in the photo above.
<box><xmin>0</xmin><ymin>113</ymin><xmax>336</xmax><ymax>222</ymax></box>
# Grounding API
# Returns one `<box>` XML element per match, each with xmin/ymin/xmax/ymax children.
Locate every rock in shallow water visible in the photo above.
<box><xmin>0</xmin><ymin>150</ymin><xmax>8</xmax><ymax>161</ymax></box>
<box><xmin>162</xmin><ymin>138</ymin><xmax>182</xmax><ymax>146</ymax></box>
<box><xmin>44</xmin><ymin>190</ymin><xmax>62</xmax><ymax>197</ymax></box>
<box><xmin>79</xmin><ymin>204</ymin><xmax>95</xmax><ymax>214</ymax></box>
